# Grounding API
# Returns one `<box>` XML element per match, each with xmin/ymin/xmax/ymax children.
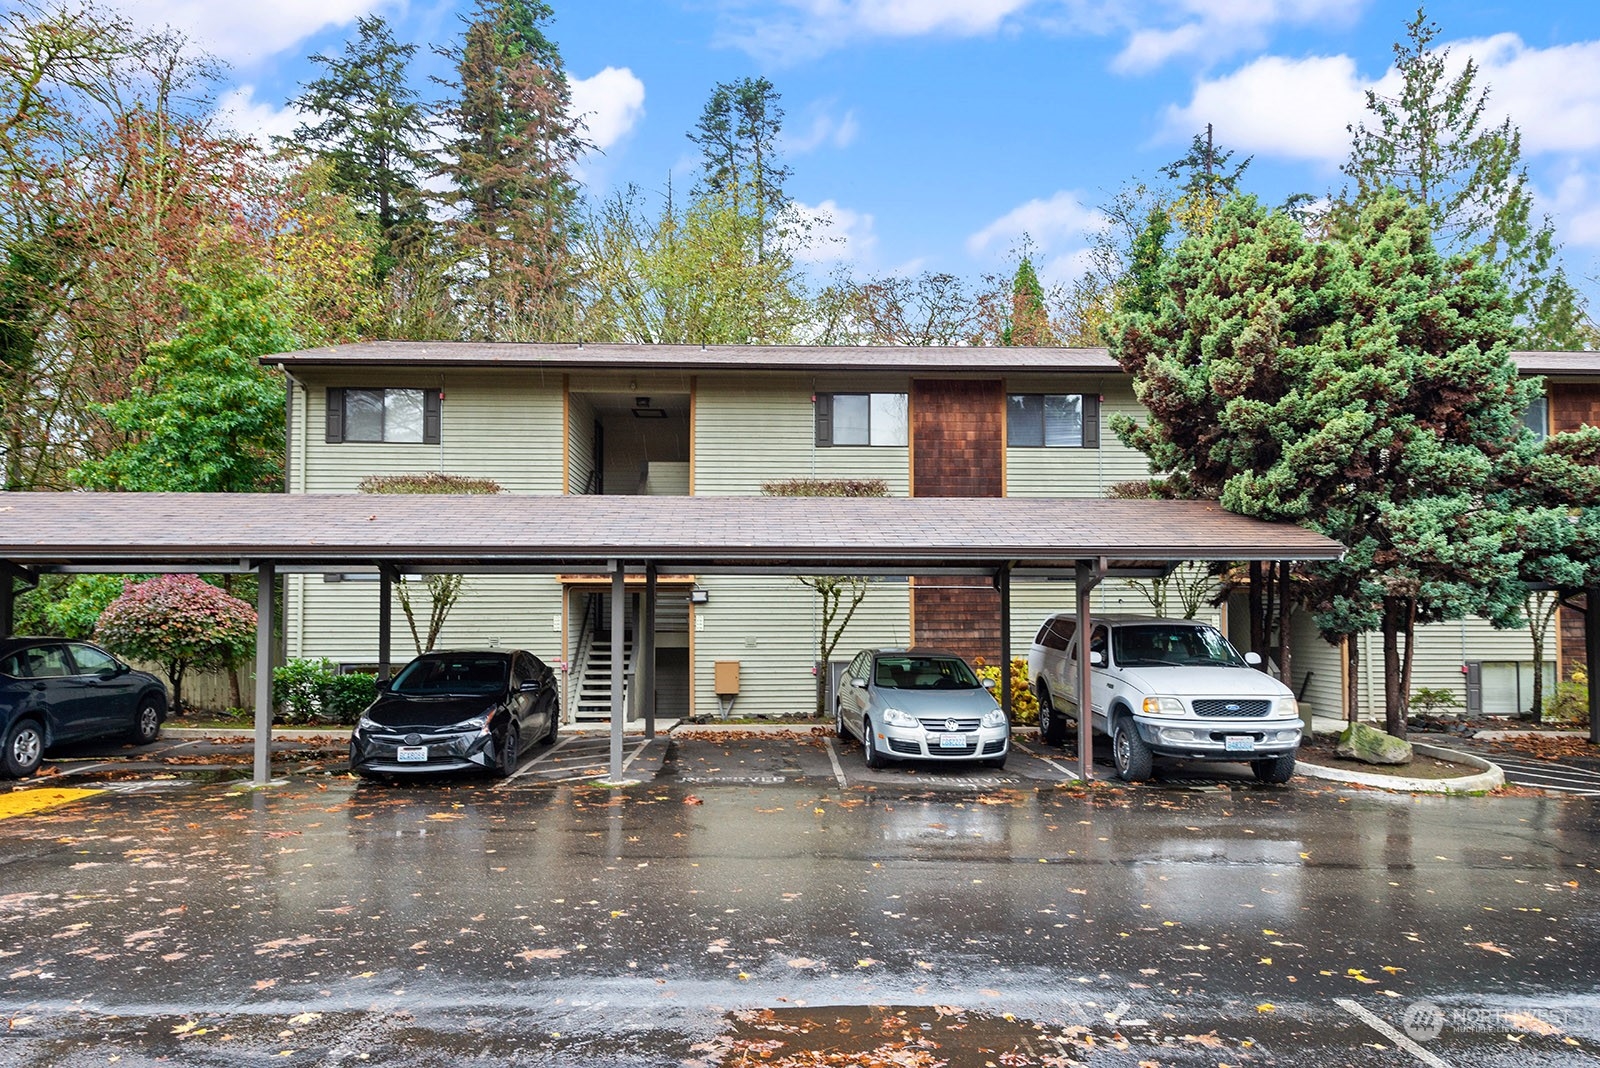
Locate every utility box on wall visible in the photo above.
<box><xmin>714</xmin><ymin>660</ymin><xmax>741</xmax><ymax>696</ymax></box>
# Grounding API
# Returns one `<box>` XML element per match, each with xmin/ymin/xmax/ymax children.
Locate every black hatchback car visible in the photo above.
<box><xmin>0</xmin><ymin>637</ymin><xmax>169</xmax><ymax>778</ymax></box>
<box><xmin>349</xmin><ymin>649</ymin><xmax>560</xmax><ymax>779</ymax></box>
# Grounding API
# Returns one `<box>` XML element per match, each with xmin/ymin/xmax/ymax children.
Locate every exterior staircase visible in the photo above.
<box><xmin>573</xmin><ymin>630</ymin><xmax>633</xmax><ymax>722</ymax></box>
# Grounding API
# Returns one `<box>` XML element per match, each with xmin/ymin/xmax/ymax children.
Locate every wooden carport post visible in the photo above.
<box><xmin>641</xmin><ymin>563</ymin><xmax>657</xmax><ymax>739</ymax></box>
<box><xmin>609</xmin><ymin>559</ymin><xmax>627</xmax><ymax>782</ymax></box>
<box><xmin>1588</xmin><ymin>583</ymin><xmax>1600</xmax><ymax>746</ymax></box>
<box><xmin>253</xmin><ymin>562</ymin><xmax>276</xmax><ymax>785</ymax></box>
<box><xmin>377</xmin><ymin>565</ymin><xmax>396</xmax><ymax>681</ymax></box>
<box><xmin>1075</xmin><ymin>559</ymin><xmax>1104</xmax><ymax>783</ymax></box>
<box><xmin>996</xmin><ymin>564</ymin><xmax>1012</xmax><ymax>718</ymax></box>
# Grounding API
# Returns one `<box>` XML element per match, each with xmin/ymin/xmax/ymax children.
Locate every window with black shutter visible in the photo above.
<box><xmin>325</xmin><ymin>388</ymin><xmax>441</xmax><ymax>444</ymax></box>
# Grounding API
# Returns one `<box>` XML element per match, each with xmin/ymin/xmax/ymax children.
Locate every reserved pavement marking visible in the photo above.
<box><xmin>0</xmin><ymin>787</ymin><xmax>104</xmax><ymax>820</ymax></box>
<box><xmin>823</xmin><ymin>737</ymin><xmax>849</xmax><ymax>789</ymax></box>
<box><xmin>1335</xmin><ymin>998</ymin><xmax>1453</xmax><ymax>1068</ymax></box>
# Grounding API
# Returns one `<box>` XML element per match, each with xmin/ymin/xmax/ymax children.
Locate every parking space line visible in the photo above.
<box><xmin>1334</xmin><ymin>998</ymin><xmax>1453</xmax><ymax>1068</ymax></box>
<box><xmin>496</xmin><ymin>735</ymin><xmax>577</xmax><ymax>786</ymax></box>
<box><xmin>1012</xmin><ymin>739</ymin><xmax>1084</xmax><ymax>780</ymax></box>
<box><xmin>620</xmin><ymin>739</ymin><xmax>652</xmax><ymax>773</ymax></box>
<box><xmin>823</xmin><ymin>737</ymin><xmax>848</xmax><ymax>789</ymax></box>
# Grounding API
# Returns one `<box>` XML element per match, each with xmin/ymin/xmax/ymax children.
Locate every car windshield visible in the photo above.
<box><xmin>873</xmin><ymin>656</ymin><xmax>981</xmax><ymax>690</ymax></box>
<box><xmin>1111</xmin><ymin>624</ymin><xmax>1246</xmax><ymax>668</ymax></box>
<box><xmin>390</xmin><ymin>655</ymin><xmax>508</xmax><ymax>696</ymax></box>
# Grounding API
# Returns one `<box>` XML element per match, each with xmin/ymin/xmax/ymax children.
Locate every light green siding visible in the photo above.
<box><xmin>1005</xmin><ymin>376</ymin><xmax>1150</xmax><ymax>497</ymax></box>
<box><xmin>286</xmin><ymin>574</ymin><xmax>564</xmax><ymax>667</ymax></box>
<box><xmin>691</xmin><ymin>577</ymin><xmax>912</xmax><ymax>718</ymax></box>
<box><xmin>294</xmin><ymin>370</ymin><xmax>566</xmax><ymax>494</ymax></box>
<box><xmin>567</xmin><ymin>391</ymin><xmax>596</xmax><ymax>494</ymax></box>
<box><xmin>1357</xmin><ymin>617</ymin><xmax>1543</xmax><ymax>717</ymax></box>
<box><xmin>693</xmin><ymin>374</ymin><xmax>911</xmax><ymax>496</ymax></box>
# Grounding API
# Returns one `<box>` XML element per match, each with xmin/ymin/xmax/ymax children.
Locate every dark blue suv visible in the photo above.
<box><xmin>0</xmin><ymin>638</ymin><xmax>169</xmax><ymax>778</ymax></box>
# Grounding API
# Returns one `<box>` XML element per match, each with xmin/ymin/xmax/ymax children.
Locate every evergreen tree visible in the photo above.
<box><xmin>1107</xmin><ymin>192</ymin><xmax>1531</xmax><ymax>736</ymax></box>
<box><xmin>1000</xmin><ymin>257</ymin><xmax>1054</xmax><ymax>346</ymax></box>
<box><xmin>1341</xmin><ymin>8</ymin><xmax>1578</xmax><ymax>344</ymax></box>
<box><xmin>283</xmin><ymin>15</ymin><xmax>433</xmax><ymax>280</ymax></box>
<box><xmin>687</xmin><ymin>77</ymin><xmax>790</xmax><ymax>258</ymax></box>
<box><xmin>437</xmin><ymin>0</ymin><xmax>588</xmax><ymax>340</ymax></box>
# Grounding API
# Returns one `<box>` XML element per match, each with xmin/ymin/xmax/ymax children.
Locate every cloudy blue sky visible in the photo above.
<box><xmin>125</xmin><ymin>0</ymin><xmax>1600</xmax><ymax>302</ymax></box>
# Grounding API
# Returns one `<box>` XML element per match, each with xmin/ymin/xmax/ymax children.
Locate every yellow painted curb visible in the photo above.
<box><xmin>0</xmin><ymin>787</ymin><xmax>104</xmax><ymax>819</ymax></box>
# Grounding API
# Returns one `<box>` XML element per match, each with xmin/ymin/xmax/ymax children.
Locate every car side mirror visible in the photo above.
<box><xmin>519</xmin><ymin>679</ymin><xmax>540</xmax><ymax>692</ymax></box>
<box><xmin>1244</xmin><ymin>651</ymin><xmax>1262</xmax><ymax>666</ymax></box>
<box><xmin>852</xmin><ymin>678</ymin><xmax>868</xmax><ymax>689</ymax></box>
<box><xmin>374</xmin><ymin>677</ymin><xmax>391</xmax><ymax>692</ymax></box>
<box><xmin>981</xmin><ymin>677</ymin><xmax>995</xmax><ymax>690</ymax></box>
<box><xmin>1088</xmin><ymin>651</ymin><xmax>1104</xmax><ymax>667</ymax></box>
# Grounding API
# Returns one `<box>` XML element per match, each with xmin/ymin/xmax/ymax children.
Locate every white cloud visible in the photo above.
<box><xmin>1451</xmin><ymin>34</ymin><xmax>1600</xmax><ymax>156</ymax></box>
<box><xmin>787</xmin><ymin>199</ymin><xmax>878</xmax><ymax>265</ymax></box>
<box><xmin>213</xmin><ymin>85</ymin><xmax>301</xmax><ymax>148</ymax></box>
<box><xmin>569</xmin><ymin>67</ymin><xmax>646</xmax><ymax>153</ymax></box>
<box><xmin>718</xmin><ymin>0</ymin><xmax>1038</xmax><ymax>63</ymax></box>
<box><xmin>1158</xmin><ymin>54</ymin><xmax>1367</xmax><ymax>164</ymax></box>
<box><xmin>109</xmin><ymin>0</ymin><xmax>392</xmax><ymax>67</ymax></box>
<box><xmin>1552</xmin><ymin>168</ymin><xmax>1600</xmax><ymax>247</ymax></box>
<box><xmin>783</xmin><ymin>107</ymin><xmax>860</xmax><ymax>155</ymax></box>
<box><xmin>1113</xmin><ymin>0</ymin><xmax>1363</xmax><ymax>73</ymax></box>
<box><xmin>1112</xmin><ymin>0</ymin><xmax>1364</xmax><ymax>73</ymax></box>
<box><xmin>966</xmin><ymin>190</ymin><xmax>1105</xmax><ymax>258</ymax></box>
<box><xmin>1159</xmin><ymin>32</ymin><xmax>1600</xmax><ymax>168</ymax></box>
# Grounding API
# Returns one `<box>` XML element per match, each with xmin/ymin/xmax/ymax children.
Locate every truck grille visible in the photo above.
<box><xmin>1193</xmin><ymin>699</ymin><xmax>1271</xmax><ymax>718</ymax></box>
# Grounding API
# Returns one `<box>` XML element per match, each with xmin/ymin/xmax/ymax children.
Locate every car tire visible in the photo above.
<box><xmin>3</xmin><ymin>719</ymin><xmax>44</xmax><ymax>779</ymax></box>
<box><xmin>494</xmin><ymin>725</ymin><xmax>520</xmax><ymax>779</ymax></box>
<box><xmin>130</xmin><ymin>696</ymin><xmax>163</xmax><ymax>745</ymax></box>
<box><xmin>544</xmin><ymin>710</ymin><xmax>559</xmax><ymax>746</ymax></box>
<box><xmin>1036</xmin><ymin>682</ymin><xmax>1064</xmax><ymax>747</ymax></box>
<box><xmin>863</xmin><ymin>718</ymin><xmax>886</xmax><ymax>770</ymax></box>
<box><xmin>1112</xmin><ymin>715</ymin><xmax>1153</xmax><ymax>783</ymax></box>
<box><xmin>1252</xmin><ymin>752</ymin><xmax>1297</xmax><ymax>784</ymax></box>
<box><xmin>834</xmin><ymin>701</ymin><xmax>851</xmax><ymax>744</ymax></box>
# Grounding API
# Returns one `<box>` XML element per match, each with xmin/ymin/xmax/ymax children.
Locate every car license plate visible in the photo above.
<box><xmin>1224</xmin><ymin>735</ymin><xmax>1255</xmax><ymax>753</ymax></box>
<box><xmin>397</xmin><ymin>745</ymin><xmax>428</xmax><ymax>762</ymax></box>
<box><xmin>938</xmin><ymin>734</ymin><xmax>967</xmax><ymax>749</ymax></box>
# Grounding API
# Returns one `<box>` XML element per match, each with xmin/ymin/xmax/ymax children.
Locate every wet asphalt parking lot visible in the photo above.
<box><xmin>0</xmin><ymin>727</ymin><xmax>1597</xmax><ymax>1067</ymax></box>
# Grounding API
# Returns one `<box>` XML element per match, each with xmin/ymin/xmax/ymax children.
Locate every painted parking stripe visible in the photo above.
<box><xmin>1334</xmin><ymin>998</ymin><xmax>1453</xmax><ymax>1068</ymax></box>
<box><xmin>1011</xmin><ymin>739</ymin><xmax>1084</xmax><ymax>780</ymax></box>
<box><xmin>823</xmin><ymin>737</ymin><xmax>848</xmax><ymax>789</ymax></box>
<box><xmin>0</xmin><ymin>787</ymin><xmax>104</xmax><ymax>820</ymax></box>
<box><xmin>496</xmin><ymin>735</ymin><xmax>578</xmax><ymax>786</ymax></box>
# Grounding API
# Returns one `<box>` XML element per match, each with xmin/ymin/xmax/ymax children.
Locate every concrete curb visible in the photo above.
<box><xmin>1295</xmin><ymin>742</ymin><xmax>1504</xmax><ymax>794</ymax></box>
<box><xmin>1472</xmin><ymin>728</ymin><xmax>1589</xmax><ymax>741</ymax></box>
<box><xmin>164</xmin><ymin>727</ymin><xmax>346</xmax><ymax>742</ymax></box>
<box><xmin>670</xmin><ymin>722</ymin><xmax>829</xmax><ymax>735</ymax></box>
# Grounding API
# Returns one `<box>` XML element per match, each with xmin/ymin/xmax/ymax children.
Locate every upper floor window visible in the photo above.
<box><xmin>815</xmin><ymin>392</ymin><xmax>908</xmax><ymax>447</ymax></box>
<box><xmin>1007</xmin><ymin>393</ymin><xmax>1100</xmax><ymax>447</ymax></box>
<box><xmin>1523</xmin><ymin>395</ymin><xmax>1549</xmax><ymax>440</ymax></box>
<box><xmin>326</xmin><ymin>388</ymin><xmax>441</xmax><ymax>444</ymax></box>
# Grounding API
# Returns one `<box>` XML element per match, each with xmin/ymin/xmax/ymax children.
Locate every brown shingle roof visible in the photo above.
<box><xmin>0</xmin><ymin>493</ymin><xmax>1341</xmax><ymax>572</ymax></box>
<box><xmin>263</xmin><ymin>341</ymin><xmax>1589</xmax><ymax>378</ymax></box>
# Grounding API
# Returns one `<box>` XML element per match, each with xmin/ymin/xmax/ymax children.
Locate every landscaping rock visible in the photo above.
<box><xmin>1336</xmin><ymin>722</ymin><xmax>1413</xmax><ymax>765</ymax></box>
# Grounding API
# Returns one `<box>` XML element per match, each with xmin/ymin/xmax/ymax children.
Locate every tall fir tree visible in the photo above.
<box><xmin>437</xmin><ymin>0</ymin><xmax>588</xmax><ymax>340</ymax></box>
<box><xmin>284</xmin><ymin>15</ymin><xmax>433</xmax><ymax>281</ymax></box>
<box><xmin>687</xmin><ymin>77</ymin><xmax>790</xmax><ymax>260</ymax></box>
<box><xmin>1341</xmin><ymin>7</ymin><xmax>1581</xmax><ymax>346</ymax></box>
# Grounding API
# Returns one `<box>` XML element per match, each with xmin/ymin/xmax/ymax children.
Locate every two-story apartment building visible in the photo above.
<box><xmin>265</xmin><ymin>342</ymin><xmax>1600</xmax><ymax>726</ymax></box>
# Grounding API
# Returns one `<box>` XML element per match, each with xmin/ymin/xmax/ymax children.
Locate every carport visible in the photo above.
<box><xmin>0</xmin><ymin>491</ymin><xmax>1343</xmax><ymax>785</ymax></box>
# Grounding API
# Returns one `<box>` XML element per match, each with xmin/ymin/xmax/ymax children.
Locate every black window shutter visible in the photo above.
<box><xmin>1082</xmin><ymin>394</ymin><xmax>1100</xmax><ymax>448</ymax></box>
<box><xmin>423</xmin><ymin>390</ymin><xmax>442</xmax><ymax>444</ymax></box>
<box><xmin>814</xmin><ymin>393</ymin><xmax>833</xmax><ymax>447</ymax></box>
<box><xmin>325</xmin><ymin>388</ymin><xmax>344</xmax><ymax>443</ymax></box>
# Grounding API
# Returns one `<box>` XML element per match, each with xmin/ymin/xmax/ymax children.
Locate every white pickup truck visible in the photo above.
<box><xmin>1027</xmin><ymin>613</ymin><xmax>1302</xmax><ymax>783</ymax></box>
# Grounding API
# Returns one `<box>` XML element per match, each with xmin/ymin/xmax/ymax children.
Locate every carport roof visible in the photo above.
<box><xmin>262</xmin><ymin>340</ymin><xmax>1583</xmax><ymax>377</ymax></box>
<box><xmin>0</xmin><ymin>492</ymin><xmax>1341</xmax><ymax>574</ymax></box>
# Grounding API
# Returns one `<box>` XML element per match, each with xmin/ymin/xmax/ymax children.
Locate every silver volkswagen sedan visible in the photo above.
<box><xmin>835</xmin><ymin>649</ymin><xmax>1009</xmax><ymax>770</ymax></box>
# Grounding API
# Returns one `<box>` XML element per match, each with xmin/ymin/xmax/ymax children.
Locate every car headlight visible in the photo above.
<box><xmin>882</xmin><ymin>708</ymin><xmax>917</xmax><ymax>728</ymax></box>
<box><xmin>356</xmin><ymin>714</ymin><xmax>383</xmax><ymax>733</ymax></box>
<box><xmin>1141</xmin><ymin>696</ymin><xmax>1186</xmax><ymax>716</ymax></box>
<box><xmin>1279</xmin><ymin>697</ymin><xmax>1299</xmax><ymax>718</ymax></box>
<box><xmin>459</xmin><ymin>712</ymin><xmax>492</xmax><ymax>732</ymax></box>
<box><xmin>980</xmin><ymin>708</ymin><xmax>1007</xmax><ymax>729</ymax></box>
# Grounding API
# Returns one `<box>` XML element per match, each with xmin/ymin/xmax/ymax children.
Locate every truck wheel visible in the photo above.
<box><xmin>1036</xmin><ymin>682</ymin><xmax>1064</xmax><ymax>746</ymax></box>
<box><xmin>1252</xmin><ymin>752</ymin><xmax>1297</xmax><ymax>784</ymax></box>
<box><xmin>1112</xmin><ymin>716</ymin><xmax>1153</xmax><ymax>783</ymax></box>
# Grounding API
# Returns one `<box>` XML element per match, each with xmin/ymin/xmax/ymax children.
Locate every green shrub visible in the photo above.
<box><xmin>273</xmin><ymin>658</ymin><xmax>377</xmax><ymax>725</ymax></box>
<box><xmin>1545</xmin><ymin>669</ymin><xmax>1590</xmax><ymax>726</ymax></box>
<box><xmin>1409</xmin><ymin>687</ymin><xmax>1460</xmax><ymax>717</ymax></box>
